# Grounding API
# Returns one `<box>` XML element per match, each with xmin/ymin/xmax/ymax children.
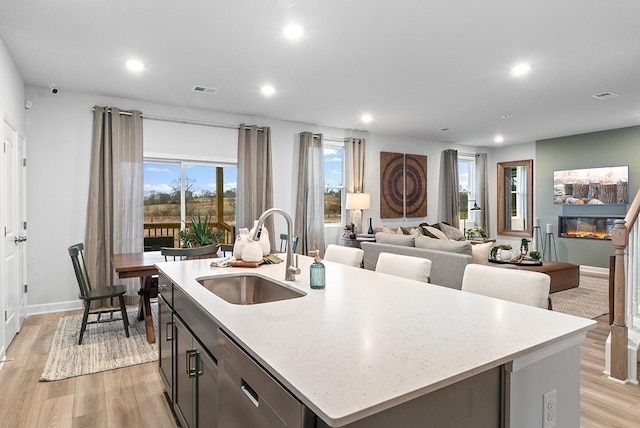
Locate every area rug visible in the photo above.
<box><xmin>551</xmin><ymin>275</ymin><xmax>609</xmax><ymax>319</ymax></box>
<box><xmin>40</xmin><ymin>305</ymin><xmax>158</xmax><ymax>381</ymax></box>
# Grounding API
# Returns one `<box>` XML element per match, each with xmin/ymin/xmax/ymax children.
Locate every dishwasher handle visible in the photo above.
<box><xmin>241</xmin><ymin>379</ymin><xmax>260</xmax><ymax>407</ymax></box>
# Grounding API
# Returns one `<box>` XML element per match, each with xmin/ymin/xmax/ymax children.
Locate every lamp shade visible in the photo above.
<box><xmin>346</xmin><ymin>193</ymin><xmax>370</xmax><ymax>210</ymax></box>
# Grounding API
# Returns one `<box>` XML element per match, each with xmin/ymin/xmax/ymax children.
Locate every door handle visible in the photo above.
<box><xmin>14</xmin><ymin>236</ymin><xmax>26</xmax><ymax>243</ymax></box>
<box><xmin>186</xmin><ymin>349</ymin><xmax>197</xmax><ymax>377</ymax></box>
<box><xmin>165</xmin><ymin>321</ymin><xmax>173</xmax><ymax>341</ymax></box>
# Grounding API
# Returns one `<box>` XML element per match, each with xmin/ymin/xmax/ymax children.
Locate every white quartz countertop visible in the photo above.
<box><xmin>156</xmin><ymin>256</ymin><xmax>595</xmax><ymax>427</ymax></box>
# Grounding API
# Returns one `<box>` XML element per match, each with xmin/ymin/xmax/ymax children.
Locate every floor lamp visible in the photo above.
<box><xmin>346</xmin><ymin>192</ymin><xmax>371</xmax><ymax>235</ymax></box>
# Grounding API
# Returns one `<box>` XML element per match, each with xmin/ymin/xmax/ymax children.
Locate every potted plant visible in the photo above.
<box><xmin>520</xmin><ymin>238</ymin><xmax>531</xmax><ymax>254</ymax></box>
<box><xmin>465</xmin><ymin>226</ymin><xmax>487</xmax><ymax>240</ymax></box>
<box><xmin>179</xmin><ymin>213</ymin><xmax>224</xmax><ymax>248</ymax></box>
<box><xmin>490</xmin><ymin>244</ymin><xmax>513</xmax><ymax>261</ymax></box>
<box><xmin>529</xmin><ymin>251</ymin><xmax>541</xmax><ymax>261</ymax></box>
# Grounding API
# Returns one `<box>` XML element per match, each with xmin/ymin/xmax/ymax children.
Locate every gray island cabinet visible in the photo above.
<box><xmin>156</xmin><ymin>256</ymin><xmax>595</xmax><ymax>427</ymax></box>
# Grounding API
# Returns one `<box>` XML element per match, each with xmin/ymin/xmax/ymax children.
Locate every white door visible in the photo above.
<box><xmin>2</xmin><ymin>117</ymin><xmax>25</xmax><ymax>351</ymax></box>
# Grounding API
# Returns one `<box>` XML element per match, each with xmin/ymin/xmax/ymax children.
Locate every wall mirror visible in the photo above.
<box><xmin>497</xmin><ymin>159</ymin><xmax>533</xmax><ymax>237</ymax></box>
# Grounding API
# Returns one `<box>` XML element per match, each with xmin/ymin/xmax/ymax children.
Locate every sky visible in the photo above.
<box><xmin>145</xmin><ymin>147</ymin><xmax>343</xmax><ymax>197</ymax></box>
<box><xmin>144</xmin><ymin>162</ymin><xmax>237</xmax><ymax>196</ymax></box>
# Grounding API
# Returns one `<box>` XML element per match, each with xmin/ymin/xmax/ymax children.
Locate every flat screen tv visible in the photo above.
<box><xmin>553</xmin><ymin>165</ymin><xmax>628</xmax><ymax>205</ymax></box>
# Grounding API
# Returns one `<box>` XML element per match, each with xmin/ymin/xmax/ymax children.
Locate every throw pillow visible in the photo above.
<box><xmin>397</xmin><ymin>227</ymin><xmax>407</xmax><ymax>235</ymax></box>
<box><xmin>414</xmin><ymin>235</ymin><xmax>472</xmax><ymax>255</ymax></box>
<box><xmin>409</xmin><ymin>227</ymin><xmax>421</xmax><ymax>237</ymax></box>
<box><xmin>375</xmin><ymin>232</ymin><xmax>416</xmax><ymax>247</ymax></box>
<box><xmin>471</xmin><ymin>242</ymin><xmax>494</xmax><ymax>265</ymax></box>
<box><xmin>382</xmin><ymin>226</ymin><xmax>394</xmax><ymax>234</ymax></box>
<box><xmin>438</xmin><ymin>222</ymin><xmax>465</xmax><ymax>241</ymax></box>
<box><xmin>399</xmin><ymin>226</ymin><xmax>413</xmax><ymax>235</ymax></box>
<box><xmin>425</xmin><ymin>226</ymin><xmax>448</xmax><ymax>240</ymax></box>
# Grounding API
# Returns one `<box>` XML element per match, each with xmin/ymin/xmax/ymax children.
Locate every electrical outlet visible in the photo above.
<box><xmin>543</xmin><ymin>389</ymin><xmax>557</xmax><ymax>428</ymax></box>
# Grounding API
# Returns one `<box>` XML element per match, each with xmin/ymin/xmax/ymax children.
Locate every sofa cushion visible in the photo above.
<box><xmin>471</xmin><ymin>242</ymin><xmax>494</xmax><ymax>265</ymax></box>
<box><xmin>375</xmin><ymin>232</ymin><xmax>415</xmax><ymax>247</ymax></box>
<box><xmin>423</xmin><ymin>226</ymin><xmax>448</xmax><ymax>240</ymax></box>
<box><xmin>360</xmin><ymin>242</ymin><xmax>472</xmax><ymax>290</ymax></box>
<box><xmin>415</xmin><ymin>235</ymin><xmax>472</xmax><ymax>255</ymax></box>
<box><xmin>438</xmin><ymin>222</ymin><xmax>465</xmax><ymax>241</ymax></box>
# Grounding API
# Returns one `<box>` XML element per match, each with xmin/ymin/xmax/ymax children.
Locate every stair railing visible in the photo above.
<box><xmin>609</xmin><ymin>188</ymin><xmax>640</xmax><ymax>382</ymax></box>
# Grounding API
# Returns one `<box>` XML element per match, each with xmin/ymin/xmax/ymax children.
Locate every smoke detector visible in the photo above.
<box><xmin>192</xmin><ymin>86</ymin><xmax>218</xmax><ymax>94</ymax></box>
<box><xmin>592</xmin><ymin>92</ymin><xmax>619</xmax><ymax>100</ymax></box>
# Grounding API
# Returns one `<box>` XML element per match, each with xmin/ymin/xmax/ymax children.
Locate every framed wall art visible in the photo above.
<box><xmin>379</xmin><ymin>151</ymin><xmax>427</xmax><ymax>218</ymax></box>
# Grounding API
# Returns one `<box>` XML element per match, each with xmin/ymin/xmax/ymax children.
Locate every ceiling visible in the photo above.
<box><xmin>1</xmin><ymin>0</ymin><xmax>639</xmax><ymax>146</ymax></box>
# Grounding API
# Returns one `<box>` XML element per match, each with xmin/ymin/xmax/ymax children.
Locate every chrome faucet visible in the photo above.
<box><xmin>252</xmin><ymin>208</ymin><xmax>301</xmax><ymax>281</ymax></box>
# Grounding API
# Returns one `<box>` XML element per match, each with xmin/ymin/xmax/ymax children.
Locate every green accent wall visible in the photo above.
<box><xmin>536</xmin><ymin>125</ymin><xmax>640</xmax><ymax>268</ymax></box>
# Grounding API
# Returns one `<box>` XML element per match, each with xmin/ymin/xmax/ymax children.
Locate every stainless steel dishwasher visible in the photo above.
<box><xmin>217</xmin><ymin>330</ymin><xmax>315</xmax><ymax>428</ymax></box>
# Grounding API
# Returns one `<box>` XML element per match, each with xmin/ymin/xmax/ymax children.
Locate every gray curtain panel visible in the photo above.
<box><xmin>294</xmin><ymin>132</ymin><xmax>325</xmax><ymax>257</ymax></box>
<box><xmin>345</xmin><ymin>137</ymin><xmax>366</xmax><ymax>193</ymax></box>
<box><xmin>236</xmin><ymin>124</ymin><xmax>275</xmax><ymax>250</ymax></box>
<box><xmin>85</xmin><ymin>106</ymin><xmax>143</xmax><ymax>305</ymax></box>
<box><xmin>442</xmin><ymin>149</ymin><xmax>460</xmax><ymax>227</ymax></box>
<box><xmin>476</xmin><ymin>153</ymin><xmax>490</xmax><ymax>232</ymax></box>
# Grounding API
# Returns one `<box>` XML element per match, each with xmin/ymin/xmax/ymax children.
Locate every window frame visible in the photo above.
<box><xmin>458</xmin><ymin>154</ymin><xmax>478</xmax><ymax>227</ymax></box>
<box><xmin>143</xmin><ymin>156</ymin><xmax>237</xmax><ymax>230</ymax></box>
<box><xmin>323</xmin><ymin>141</ymin><xmax>345</xmax><ymax>226</ymax></box>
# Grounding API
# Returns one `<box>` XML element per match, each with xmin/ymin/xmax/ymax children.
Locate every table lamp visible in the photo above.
<box><xmin>346</xmin><ymin>192</ymin><xmax>371</xmax><ymax>234</ymax></box>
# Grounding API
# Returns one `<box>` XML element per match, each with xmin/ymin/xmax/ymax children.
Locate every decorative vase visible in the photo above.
<box><xmin>248</xmin><ymin>220</ymin><xmax>271</xmax><ymax>256</ymax></box>
<box><xmin>233</xmin><ymin>228</ymin><xmax>250</xmax><ymax>259</ymax></box>
<box><xmin>499</xmin><ymin>249</ymin><xmax>513</xmax><ymax>261</ymax></box>
<box><xmin>241</xmin><ymin>238</ymin><xmax>263</xmax><ymax>262</ymax></box>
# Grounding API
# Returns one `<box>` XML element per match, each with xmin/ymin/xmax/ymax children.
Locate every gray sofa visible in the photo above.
<box><xmin>361</xmin><ymin>242</ymin><xmax>472</xmax><ymax>290</ymax></box>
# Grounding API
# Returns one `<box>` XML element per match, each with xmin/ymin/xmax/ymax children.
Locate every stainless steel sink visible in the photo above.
<box><xmin>197</xmin><ymin>274</ymin><xmax>305</xmax><ymax>305</ymax></box>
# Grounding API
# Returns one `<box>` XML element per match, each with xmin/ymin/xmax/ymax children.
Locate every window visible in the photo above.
<box><xmin>143</xmin><ymin>160</ymin><xmax>237</xmax><ymax>246</ymax></box>
<box><xmin>324</xmin><ymin>144</ymin><xmax>344</xmax><ymax>224</ymax></box>
<box><xmin>458</xmin><ymin>155</ymin><xmax>478</xmax><ymax>228</ymax></box>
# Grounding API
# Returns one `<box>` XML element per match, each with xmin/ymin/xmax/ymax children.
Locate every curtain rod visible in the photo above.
<box><xmin>308</xmin><ymin>132</ymin><xmax>348</xmax><ymax>143</ymax></box>
<box><xmin>93</xmin><ymin>108</ymin><xmax>265</xmax><ymax>131</ymax></box>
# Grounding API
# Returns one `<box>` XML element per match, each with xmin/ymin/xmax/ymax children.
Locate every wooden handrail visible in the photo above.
<box><xmin>609</xmin><ymin>187</ymin><xmax>640</xmax><ymax>381</ymax></box>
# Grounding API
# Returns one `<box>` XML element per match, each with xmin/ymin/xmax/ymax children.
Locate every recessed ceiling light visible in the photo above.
<box><xmin>360</xmin><ymin>113</ymin><xmax>373</xmax><ymax>124</ymax></box>
<box><xmin>439</xmin><ymin>127</ymin><xmax>450</xmax><ymax>131</ymax></box>
<box><xmin>494</xmin><ymin>135</ymin><xmax>505</xmax><ymax>143</ymax></box>
<box><xmin>283</xmin><ymin>24</ymin><xmax>304</xmax><ymax>41</ymax></box>
<box><xmin>126</xmin><ymin>59</ymin><xmax>144</xmax><ymax>72</ymax></box>
<box><xmin>261</xmin><ymin>85</ymin><xmax>276</xmax><ymax>96</ymax></box>
<box><xmin>511</xmin><ymin>63</ymin><xmax>530</xmax><ymax>77</ymax></box>
<box><xmin>500</xmin><ymin>114</ymin><xmax>513</xmax><ymax>119</ymax></box>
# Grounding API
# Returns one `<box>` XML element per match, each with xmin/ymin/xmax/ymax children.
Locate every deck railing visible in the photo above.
<box><xmin>143</xmin><ymin>221</ymin><xmax>235</xmax><ymax>250</ymax></box>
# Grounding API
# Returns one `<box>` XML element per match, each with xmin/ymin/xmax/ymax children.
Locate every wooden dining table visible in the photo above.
<box><xmin>111</xmin><ymin>251</ymin><xmax>166</xmax><ymax>344</ymax></box>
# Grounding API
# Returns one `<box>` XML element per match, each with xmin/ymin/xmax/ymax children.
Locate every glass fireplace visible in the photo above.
<box><xmin>558</xmin><ymin>216</ymin><xmax>622</xmax><ymax>240</ymax></box>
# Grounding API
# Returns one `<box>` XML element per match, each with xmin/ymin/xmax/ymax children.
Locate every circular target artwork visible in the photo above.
<box><xmin>380</xmin><ymin>152</ymin><xmax>427</xmax><ymax>218</ymax></box>
<box><xmin>405</xmin><ymin>154</ymin><xmax>427</xmax><ymax>217</ymax></box>
<box><xmin>380</xmin><ymin>152</ymin><xmax>404</xmax><ymax>218</ymax></box>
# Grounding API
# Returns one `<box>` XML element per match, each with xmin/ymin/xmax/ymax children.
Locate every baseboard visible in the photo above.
<box><xmin>580</xmin><ymin>265</ymin><xmax>609</xmax><ymax>278</ymax></box>
<box><xmin>28</xmin><ymin>300</ymin><xmax>83</xmax><ymax>316</ymax></box>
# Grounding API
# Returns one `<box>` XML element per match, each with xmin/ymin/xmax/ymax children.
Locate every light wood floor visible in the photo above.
<box><xmin>0</xmin><ymin>310</ymin><xmax>176</xmax><ymax>428</ymax></box>
<box><xmin>2</xmin><ymin>312</ymin><xmax>640</xmax><ymax>427</ymax></box>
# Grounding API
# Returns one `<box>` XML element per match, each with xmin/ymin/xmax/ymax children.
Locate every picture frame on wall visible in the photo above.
<box><xmin>379</xmin><ymin>151</ymin><xmax>427</xmax><ymax>218</ymax></box>
<box><xmin>553</xmin><ymin>165</ymin><xmax>628</xmax><ymax>205</ymax></box>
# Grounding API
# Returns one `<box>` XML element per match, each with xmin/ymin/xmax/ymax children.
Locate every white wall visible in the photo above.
<box><xmin>0</xmin><ymin>37</ymin><xmax>25</xmax><ymax>131</ymax></box>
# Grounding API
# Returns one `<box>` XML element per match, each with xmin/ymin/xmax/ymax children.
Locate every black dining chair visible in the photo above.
<box><xmin>160</xmin><ymin>244</ymin><xmax>219</xmax><ymax>261</ymax></box>
<box><xmin>68</xmin><ymin>243</ymin><xmax>130</xmax><ymax>345</ymax></box>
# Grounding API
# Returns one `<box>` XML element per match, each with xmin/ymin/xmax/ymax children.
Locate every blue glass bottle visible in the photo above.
<box><xmin>310</xmin><ymin>250</ymin><xmax>325</xmax><ymax>289</ymax></box>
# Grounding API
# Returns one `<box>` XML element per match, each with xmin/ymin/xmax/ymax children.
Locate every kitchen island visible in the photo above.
<box><xmin>156</xmin><ymin>255</ymin><xmax>595</xmax><ymax>427</ymax></box>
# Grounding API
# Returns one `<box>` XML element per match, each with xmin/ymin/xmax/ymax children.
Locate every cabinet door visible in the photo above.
<box><xmin>158</xmin><ymin>295</ymin><xmax>173</xmax><ymax>397</ymax></box>
<box><xmin>196</xmin><ymin>345</ymin><xmax>218</xmax><ymax>427</ymax></box>
<box><xmin>174</xmin><ymin>318</ymin><xmax>196</xmax><ymax>428</ymax></box>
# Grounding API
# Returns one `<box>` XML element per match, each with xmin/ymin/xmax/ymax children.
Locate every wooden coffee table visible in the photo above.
<box><xmin>489</xmin><ymin>260</ymin><xmax>580</xmax><ymax>293</ymax></box>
